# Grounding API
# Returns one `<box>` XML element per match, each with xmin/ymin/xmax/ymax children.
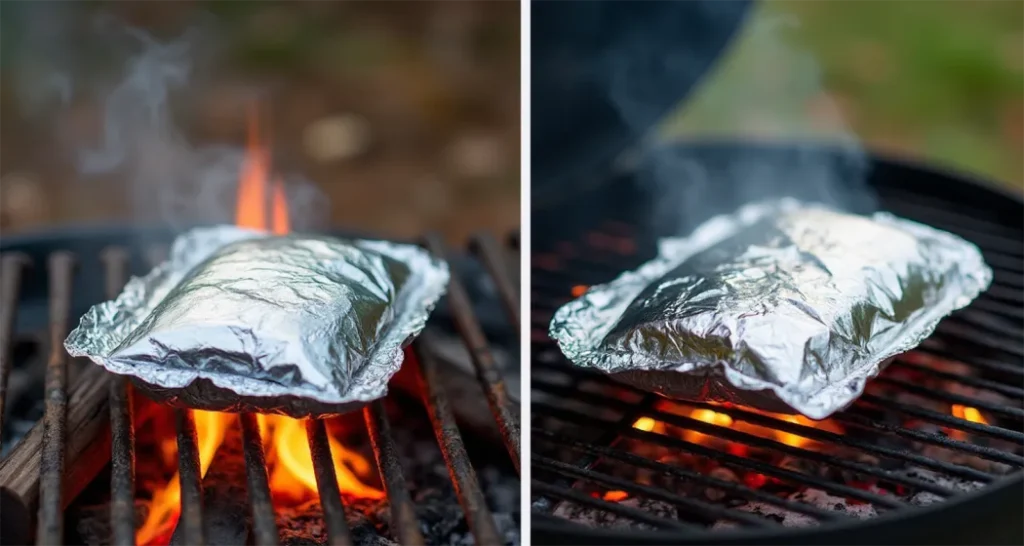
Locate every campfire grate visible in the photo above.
<box><xmin>529</xmin><ymin>168</ymin><xmax>1023</xmax><ymax>541</ymax></box>
<box><xmin>0</xmin><ymin>230</ymin><xmax>520</xmax><ymax>546</ymax></box>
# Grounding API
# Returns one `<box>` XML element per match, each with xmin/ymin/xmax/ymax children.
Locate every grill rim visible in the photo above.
<box><xmin>530</xmin><ymin>141</ymin><xmax>1024</xmax><ymax>544</ymax></box>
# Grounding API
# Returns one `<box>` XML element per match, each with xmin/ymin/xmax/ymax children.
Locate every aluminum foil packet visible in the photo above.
<box><xmin>65</xmin><ymin>225</ymin><xmax>449</xmax><ymax>417</ymax></box>
<box><xmin>550</xmin><ymin>199</ymin><xmax>991</xmax><ymax>419</ymax></box>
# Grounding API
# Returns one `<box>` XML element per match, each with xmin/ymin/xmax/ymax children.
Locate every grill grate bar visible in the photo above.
<box><xmin>537</xmin><ymin>359</ymin><xmax>1021</xmax><ymax>467</ymax></box>
<box><xmin>534</xmin><ymin>384</ymin><xmax>976</xmax><ymax>495</ymax></box>
<box><xmin>891</xmin><ymin>358</ymin><xmax>1024</xmax><ymax>399</ymax></box>
<box><xmin>873</xmin><ymin>376</ymin><xmax>1024</xmax><ymax>420</ymax></box>
<box><xmin>972</xmin><ymin>298</ymin><xmax>1024</xmax><ymax>321</ymax></box>
<box><xmin>424</xmin><ymin>235</ymin><xmax>521</xmax><ymax>472</ymax></box>
<box><xmin>833</xmin><ymin>410</ymin><xmax>1024</xmax><ymax>467</ymax></box>
<box><xmin>103</xmin><ymin>248</ymin><xmax>136</xmax><ymax>546</ymax></box>
<box><xmin>534</xmin><ymin>428</ymin><xmax>850</xmax><ymax>522</ymax></box>
<box><xmin>306</xmin><ymin>418</ymin><xmax>354</xmax><ymax>546</ymax></box>
<box><xmin>239</xmin><ymin>413</ymin><xmax>279</xmax><ymax>546</ymax></box>
<box><xmin>470</xmin><ymin>232</ymin><xmax>521</xmax><ymax>330</ymax></box>
<box><xmin>37</xmin><ymin>252</ymin><xmax>75</xmax><ymax>546</ymax></box>
<box><xmin>878</xmin><ymin>190</ymin><xmax>1024</xmax><ymax>242</ymax></box>
<box><xmin>683</xmin><ymin>400</ymin><xmax>997</xmax><ymax>483</ymax></box>
<box><xmin>531</xmin><ymin>480</ymin><xmax>695</xmax><ymax>531</ymax></box>
<box><xmin>0</xmin><ymin>253</ymin><xmax>27</xmax><ymax>452</ymax></box>
<box><xmin>983</xmin><ymin>285</ymin><xmax>1024</xmax><ymax>305</ymax></box>
<box><xmin>936</xmin><ymin>321</ymin><xmax>1024</xmax><ymax>358</ymax></box>
<box><xmin>533</xmin><ymin>402</ymin><xmax>908</xmax><ymax>509</ymax></box>
<box><xmin>949</xmin><ymin>311</ymin><xmax>1023</xmax><ymax>343</ymax></box>
<box><xmin>535</xmin><ymin>455</ymin><xmax>778</xmax><ymax>528</ymax></box>
<box><xmin>859</xmin><ymin>394</ymin><xmax>1024</xmax><ymax>443</ymax></box>
<box><xmin>175</xmin><ymin>409</ymin><xmax>206</xmax><ymax>546</ymax></box>
<box><xmin>414</xmin><ymin>343</ymin><xmax>503</xmax><ymax>545</ymax></box>
<box><xmin>364</xmin><ymin>401</ymin><xmax>425</xmax><ymax>546</ymax></box>
<box><xmin>917</xmin><ymin>342</ymin><xmax>1024</xmax><ymax>378</ymax></box>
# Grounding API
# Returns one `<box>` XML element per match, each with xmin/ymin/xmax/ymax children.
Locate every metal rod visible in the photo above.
<box><xmin>239</xmin><ymin>413</ymin><xmax>279</xmax><ymax>546</ymax></box>
<box><xmin>413</xmin><ymin>345</ymin><xmax>502</xmax><ymax>545</ymax></box>
<box><xmin>0</xmin><ymin>253</ymin><xmax>27</xmax><ymax>453</ymax></box>
<box><xmin>859</xmin><ymin>393</ymin><xmax>1024</xmax><ymax>443</ymax></box>
<box><xmin>534</xmin><ymin>402</ymin><xmax>906</xmax><ymax>509</ymax></box>
<box><xmin>102</xmin><ymin>248</ymin><xmax>136</xmax><ymax>546</ymax></box>
<box><xmin>363</xmin><ymin>401</ymin><xmax>425</xmax><ymax>546</ymax></box>
<box><xmin>305</xmin><ymin>418</ymin><xmax>353</xmax><ymax>546</ymax></box>
<box><xmin>422</xmin><ymin>234</ymin><xmax>521</xmax><ymax>472</ymax></box>
<box><xmin>37</xmin><ymin>251</ymin><xmax>75</xmax><ymax>546</ymax></box>
<box><xmin>873</xmin><ymin>376</ymin><xmax>1024</xmax><ymax>420</ymax></box>
<box><xmin>533</xmin><ymin>428</ymin><xmax>847</xmax><ymax>521</ymax></box>
<box><xmin>891</xmin><ymin>358</ymin><xmax>1024</xmax><ymax>399</ymax></box>
<box><xmin>175</xmin><ymin>409</ymin><xmax>205</xmax><ymax>546</ymax></box>
<box><xmin>917</xmin><ymin>342</ymin><xmax>1023</xmax><ymax>377</ymax></box>
<box><xmin>533</xmin><ymin>389</ymin><xmax>962</xmax><ymax>496</ymax></box>
<box><xmin>535</xmin><ymin>455</ymin><xmax>776</xmax><ymax>527</ymax></box>
<box><xmin>469</xmin><ymin>232</ymin><xmax>520</xmax><ymax>329</ymax></box>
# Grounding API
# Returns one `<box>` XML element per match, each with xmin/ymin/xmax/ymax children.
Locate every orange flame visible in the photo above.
<box><xmin>571</xmin><ymin>285</ymin><xmax>589</xmax><ymax>298</ymax></box>
<box><xmin>236</xmin><ymin>105</ymin><xmax>289</xmax><ymax>234</ymax></box>
<box><xmin>135</xmin><ymin>108</ymin><xmax>380</xmax><ymax>546</ymax></box>
<box><xmin>602</xmin><ymin>490</ymin><xmax>630</xmax><ymax>502</ymax></box>
<box><xmin>638</xmin><ymin>401</ymin><xmax>844</xmax><ymax>455</ymax></box>
<box><xmin>136</xmin><ymin>410</ymin><xmax>233</xmax><ymax>545</ymax></box>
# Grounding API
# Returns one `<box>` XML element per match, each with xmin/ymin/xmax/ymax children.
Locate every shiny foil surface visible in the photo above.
<box><xmin>65</xmin><ymin>225</ymin><xmax>449</xmax><ymax>417</ymax></box>
<box><xmin>550</xmin><ymin>199</ymin><xmax>992</xmax><ymax>419</ymax></box>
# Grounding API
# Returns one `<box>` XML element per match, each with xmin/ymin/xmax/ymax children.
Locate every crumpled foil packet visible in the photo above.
<box><xmin>550</xmin><ymin>199</ymin><xmax>991</xmax><ymax>419</ymax></box>
<box><xmin>65</xmin><ymin>226</ymin><xmax>449</xmax><ymax>417</ymax></box>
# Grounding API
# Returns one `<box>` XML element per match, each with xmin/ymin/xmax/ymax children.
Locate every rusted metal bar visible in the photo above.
<box><xmin>103</xmin><ymin>247</ymin><xmax>135</xmax><ymax>546</ymax></box>
<box><xmin>239</xmin><ymin>413</ymin><xmax>279</xmax><ymax>546</ymax></box>
<box><xmin>175</xmin><ymin>409</ymin><xmax>205</xmax><ymax>546</ymax></box>
<box><xmin>423</xmin><ymin>234</ymin><xmax>520</xmax><ymax>472</ymax></box>
<box><xmin>37</xmin><ymin>251</ymin><xmax>75</xmax><ymax>546</ymax></box>
<box><xmin>469</xmin><ymin>232</ymin><xmax>520</xmax><ymax>330</ymax></box>
<box><xmin>363</xmin><ymin>401</ymin><xmax>424</xmax><ymax>546</ymax></box>
<box><xmin>306</xmin><ymin>418</ymin><xmax>353</xmax><ymax>546</ymax></box>
<box><xmin>413</xmin><ymin>345</ymin><xmax>502</xmax><ymax>545</ymax></box>
<box><xmin>0</xmin><ymin>253</ymin><xmax>28</xmax><ymax>452</ymax></box>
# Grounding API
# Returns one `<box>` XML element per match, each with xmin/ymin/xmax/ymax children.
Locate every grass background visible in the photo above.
<box><xmin>663</xmin><ymin>0</ymin><xmax>1023</xmax><ymax>190</ymax></box>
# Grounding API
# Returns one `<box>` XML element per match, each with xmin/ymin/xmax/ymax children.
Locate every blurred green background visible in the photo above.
<box><xmin>664</xmin><ymin>0</ymin><xmax>1023</xmax><ymax>190</ymax></box>
<box><xmin>0</xmin><ymin>1</ymin><xmax>520</xmax><ymax>243</ymax></box>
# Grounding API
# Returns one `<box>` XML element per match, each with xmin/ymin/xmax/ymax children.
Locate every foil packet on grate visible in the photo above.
<box><xmin>65</xmin><ymin>225</ymin><xmax>449</xmax><ymax>417</ymax></box>
<box><xmin>550</xmin><ymin>199</ymin><xmax>992</xmax><ymax>419</ymax></box>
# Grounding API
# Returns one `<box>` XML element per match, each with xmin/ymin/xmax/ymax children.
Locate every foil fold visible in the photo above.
<box><xmin>65</xmin><ymin>225</ymin><xmax>449</xmax><ymax>417</ymax></box>
<box><xmin>550</xmin><ymin>199</ymin><xmax>992</xmax><ymax>419</ymax></box>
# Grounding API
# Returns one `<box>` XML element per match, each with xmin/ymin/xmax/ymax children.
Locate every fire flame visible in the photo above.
<box><xmin>136</xmin><ymin>108</ymin><xmax>382</xmax><ymax>545</ymax></box>
<box><xmin>951</xmin><ymin>404</ymin><xmax>988</xmax><ymax>425</ymax></box>
<box><xmin>628</xmin><ymin>402</ymin><xmax>844</xmax><ymax>457</ymax></box>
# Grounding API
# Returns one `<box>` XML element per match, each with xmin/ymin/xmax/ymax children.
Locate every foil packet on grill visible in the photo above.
<box><xmin>65</xmin><ymin>225</ymin><xmax>449</xmax><ymax>417</ymax></box>
<box><xmin>550</xmin><ymin>199</ymin><xmax>991</xmax><ymax>419</ymax></box>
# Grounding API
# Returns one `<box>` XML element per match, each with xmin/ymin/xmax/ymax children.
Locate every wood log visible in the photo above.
<box><xmin>0</xmin><ymin>364</ymin><xmax>157</xmax><ymax>545</ymax></box>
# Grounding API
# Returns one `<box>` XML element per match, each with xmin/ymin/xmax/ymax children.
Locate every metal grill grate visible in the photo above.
<box><xmin>530</xmin><ymin>186</ymin><xmax>1024</xmax><ymax>536</ymax></box>
<box><xmin>0</xmin><ymin>231</ymin><xmax>520</xmax><ymax>546</ymax></box>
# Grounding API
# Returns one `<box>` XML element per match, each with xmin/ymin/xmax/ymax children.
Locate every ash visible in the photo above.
<box><xmin>552</xmin><ymin>497</ymin><xmax>677</xmax><ymax>530</ymax></box>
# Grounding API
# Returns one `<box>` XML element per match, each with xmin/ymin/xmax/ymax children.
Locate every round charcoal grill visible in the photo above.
<box><xmin>530</xmin><ymin>142</ymin><xmax>1024</xmax><ymax>546</ymax></box>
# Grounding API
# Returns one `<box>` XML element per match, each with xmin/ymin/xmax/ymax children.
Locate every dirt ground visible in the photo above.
<box><xmin>0</xmin><ymin>1</ymin><xmax>520</xmax><ymax>246</ymax></box>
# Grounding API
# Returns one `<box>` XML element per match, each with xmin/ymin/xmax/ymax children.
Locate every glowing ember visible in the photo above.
<box><xmin>951</xmin><ymin>404</ymin><xmax>988</xmax><ymax>425</ymax></box>
<box><xmin>632</xmin><ymin>417</ymin><xmax>656</xmax><ymax>432</ymax></box>
<box><xmin>682</xmin><ymin>408</ymin><xmax>734</xmax><ymax>445</ymax></box>
<box><xmin>571</xmin><ymin>284</ymin><xmax>588</xmax><ymax>298</ymax></box>
<box><xmin>602</xmin><ymin>490</ymin><xmax>630</xmax><ymax>502</ymax></box>
<box><xmin>135</xmin><ymin>107</ymin><xmax>381</xmax><ymax>546</ymax></box>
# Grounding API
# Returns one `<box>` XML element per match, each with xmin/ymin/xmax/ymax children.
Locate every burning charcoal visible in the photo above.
<box><xmin>64</xmin><ymin>226</ymin><xmax>449</xmax><ymax>417</ymax></box>
<box><xmin>552</xmin><ymin>497</ymin><xmax>677</xmax><ymax>531</ymax></box>
<box><xmin>551</xmin><ymin>199</ymin><xmax>991</xmax><ymax>419</ymax></box>
<box><xmin>789</xmin><ymin>488</ymin><xmax>878</xmax><ymax>519</ymax></box>
<box><xmin>705</xmin><ymin>467</ymin><xmax>739</xmax><ymax>502</ymax></box>
<box><xmin>713</xmin><ymin>500</ymin><xmax>818</xmax><ymax>529</ymax></box>
<box><xmin>74</xmin><ymin>501</ymin><xmax>150</xmax><ymax>546</ymax></box>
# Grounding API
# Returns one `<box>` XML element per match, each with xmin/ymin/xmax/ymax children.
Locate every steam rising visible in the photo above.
<box><xmin>10</xmin><ymin>8</ymin><xmax>328</xmax><ymax>231</ymax></box>
<box><xmin>610</xmin><ymin>9</ymin><xmax>876</xmax><ymax>235</ymax></box>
